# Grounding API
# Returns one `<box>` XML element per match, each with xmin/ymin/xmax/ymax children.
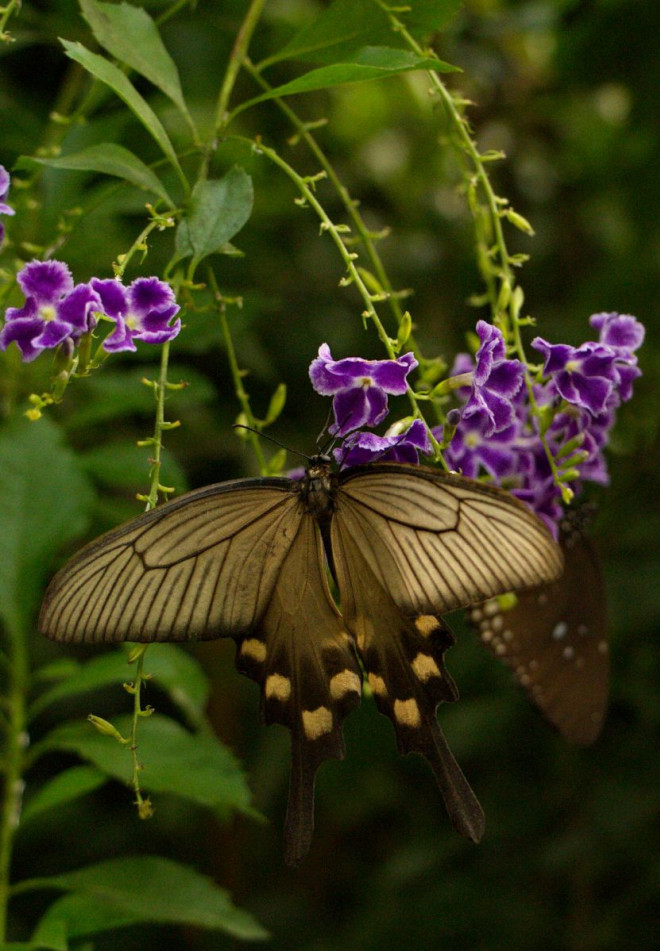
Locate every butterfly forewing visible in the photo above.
<box><xmin>39</xmin><ymin>480</ymin><xmax>299</xmax><ymax>643</ymax></box>
<box><xmin>469</xmin><ymin>521</ymin><xmax>608</xmax><ymax>745</ymax></box>
<box><xmin>334</xmin><ymin>465</ymin><xmax>564</xmax><ymax>614</ymax></box>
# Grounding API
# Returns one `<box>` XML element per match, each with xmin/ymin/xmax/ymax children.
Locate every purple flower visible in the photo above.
<box><xmin>0</xmin><ymin>260</ymin><xmax>100</xmax><ymax>362</ymax></box>
<box><xmin>335</xmin><ymin>419</ymin><xmax>432</xmax><ymax>467</ymax></box>
<box><xmin>309</xmin><ymin>344</ymin><xmax>418</xmax><ymax>436</ymax></box>
<box><xmin>91</xmin><ymin>277</ymin><xmax>181</xmax><ymax>352</ymax></box>
<box><xmin>462</xmin><ymin>322</ymin><xmax>525</xmax><ymax>435</ymax></box>
<box><xmin>531</xmin><ymin>338</ymin><xmax>620</xmax><ymax>415</ymax></box>
<box><xmin>590</xmin><ymin>312</ymin><xmax>645</xmax><ymax>355</ymax></box>
<box><xmin>0</xmin><ymin>165</ymin><xmax>15</xmax><ymax>247</ymax></box>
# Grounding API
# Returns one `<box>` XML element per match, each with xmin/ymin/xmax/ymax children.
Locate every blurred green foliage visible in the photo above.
<box><xmin>1</xmin><ymin>0</ymin><xmax>659</xmax><ymax>948</ymax></box>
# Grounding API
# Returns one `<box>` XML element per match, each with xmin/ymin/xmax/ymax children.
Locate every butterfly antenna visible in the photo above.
<box><xmin>232</xmin><ymin>424</ymin><xmax>309</xmax><ymax>462</ymax></box>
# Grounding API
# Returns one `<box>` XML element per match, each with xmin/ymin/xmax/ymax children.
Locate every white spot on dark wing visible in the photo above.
<box><xmin>552</xmin><ymin>622</ymin><xmax>568</xmax><ymax>641</ymax></box>
<box><xmin>562</xmin><ymin>645</ymin><xmax>575</xmax><ymax>660</ymax></box>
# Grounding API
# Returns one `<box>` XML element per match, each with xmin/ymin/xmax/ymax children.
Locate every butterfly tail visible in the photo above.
<box><xmin>411</xmin><ymin>714</ymin><xmax>485</xmax><ymax>843</ymax></box>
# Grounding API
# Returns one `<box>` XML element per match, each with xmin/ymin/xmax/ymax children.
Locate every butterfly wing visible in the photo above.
<box><xmin>237</xmin><ymin>513</ymin><xmax>361</xmax><ymax>865</ymax></box>
<box><xmin>39</xmin><ymin>477</ymin><xmax>362</xmax><ymax>865</ymax></box>
<box><xmin>469</xmin><ymin>523</ymin><xmax>608</xmax><ymax>745</ymax></box>
<box><xmin>39</xmin><ymin>478</ymin><xmax>300</xmax><ymax>643</ymax></box>
<box><xmin>330</xmin><ymin>464</ymin><xmax>564</xmax><ymax>840</ymax></box>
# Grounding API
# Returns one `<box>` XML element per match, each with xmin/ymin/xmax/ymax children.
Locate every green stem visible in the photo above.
<box><xmin>213</xmin><ymin>0</ymin><xmax>268</xmax><ymax>134</ymax></box>
<box><xmin>208</xmin><ymin>271</ymin><xmax>268</xmax><ymax>475</ymax></box>
<box><xmin>127</xmin><ymin>647</ymin><xmax>153</xmax><ymax>818</ymax></box>
<box><xmin>0</xmin><ymin>618</ymin><xmax>29</xmax><ymax>942</ymax></box>
<box><xmin>139</xmin><ymin>341</ymin><xmax>179</xmax><ymax>512</ymax></box>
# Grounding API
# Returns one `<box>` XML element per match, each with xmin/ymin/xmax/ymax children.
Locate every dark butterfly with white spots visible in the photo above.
<box><xmin>468</xmin><ymin>509</ymin><xmax>608</xmax><ymax>746</ymax></box>
<box><xmin>40</xmin><ymin>458</ymin><xmax>563</xmax><ymax>864</ymax></box>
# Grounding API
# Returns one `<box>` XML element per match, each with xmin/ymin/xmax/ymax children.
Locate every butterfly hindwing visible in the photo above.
<box><xmin>330</xmin><ymin>511</ymin><xmax>485</xmax><ymax>843</ymax></box>
<box><xmin>234</xmin><ymin>513</ymin><xmax>361</xmax><ymax>865</ymax></box>
<box><xmin>469</xmin><ymin>518</ymin><xmax>608</xmax><ymax>745</ymax></box>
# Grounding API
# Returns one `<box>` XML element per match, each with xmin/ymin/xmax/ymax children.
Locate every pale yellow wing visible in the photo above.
<box><xmin>333</xmin><ymin>464</ymin><xmax>564</xmax><ymax>616</ymax></box>
<box><xmin>39</xmin><ymin>478</ymin><xmax>301</xmax><ymax>643</ymax></box>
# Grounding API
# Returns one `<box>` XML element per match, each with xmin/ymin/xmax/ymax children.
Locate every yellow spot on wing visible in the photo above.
<box><xmin>411</xmin><ymin>653</ymin><xmax>441</xmax><ymax>682</ymax></box>
<box><xmin>367</xmin><ymin>672</ymin><xmax>387</xmax><ymax>697</ymax></box>
<box><xmin>393</xmin><ymin>698</ymin><xmax>421</xmax><ymax>728</ymax></box>
<box><xmin>240</xmin><ymin>639</ymin><xmax>267</xmax><ymax>662</ymax></box>
<box><xmin>265</xmin><ymin>673</ymin><xmax>291</xmax><ymax>701</ymax></box>
<box><xmin>415</xmin><ymin>616</ymin><xmax>441</xmax><ymax>638</ymax></box>
<box><xmin>302</xmin><ymin>706</ymin><xmax>333</xmax><ymax>740</ymax></box>
<box><xmin>329</xmin><ymin>670</ymin><xmax>361</xmax><ymax>699</ymax></box>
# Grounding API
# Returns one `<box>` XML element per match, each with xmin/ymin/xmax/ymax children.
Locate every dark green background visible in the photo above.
<box><xmin>1</xmin><ymin>0</ymin><xmax>658</xmax><ymax>948</ymax></box>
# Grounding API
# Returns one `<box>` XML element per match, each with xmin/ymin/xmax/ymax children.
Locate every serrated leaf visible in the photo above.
<box><xmin>238</xmin><ymin>47</ymin><xmax>456</xmax><ymax>115</ymax></box>
<box><xmin>61</xmin><ymin>40</ymin><xmax>184</xmax><ymax>180</ymax></box>
<box><xmin>36</xmin><ymin>714</ymin><xmax>256</xmax><ymax>817</ymax></box>
<box><xmin>28</xmin><ymin>856</ymin><xmax>267</xmax><ymax>940</ymax></box>
<box><xmin>0</xmin><ymin>418</ymin><xmax>94</xmax><ymax>634</ymax></box>
<box><xmin>19</xmin><ymin>144</ymin><xmax>172</xmax><ymax>203</ymax></box>
<box><xmin>265</xmin><ymin>0</ymin><xmax>462</xmax><ymax>67</ymax></box>
<box><xmin>174</xmin><ymin>166</ymin><xmax>254</xmax><ymax>268</ymax></box>
<box><xmin>21</xmin><ymin>765</ymin><xmax>107</xmax><ymax>826</ymax></box>
<box><xmin>80</xmin><ymin>0</ymin><xmax>191</xmax><ymax>125</ymax></box>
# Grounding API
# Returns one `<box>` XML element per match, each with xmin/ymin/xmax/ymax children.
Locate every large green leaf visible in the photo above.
<box><xmin>236</xmin><ymin>46</ymin><xmax>456</xmax><ymax>117</ymax></box>
<box><xmin>30</xmin><ymin>645</ymin><xmax>210</xmax><ymax>728</ymax></box>
<box><xmin>20</xmin><ymin>765</ymin><xmax>108</xmax><ymax>826</ymax></box>
<box><xmin>27</xmin><ymin>855</ymin><xmax>268</xmax><ymax>940</ymax></box>
<box><xmin>263</xmin><ymin>0</ymin><xmax>462</xmax><ymax>67</ymax></box>
<box><xmin>174</xmin><ymin>166</ymin><xmax>254</xmax><ymax>268</ymax></box>
<box><xmin>20</xmin><ymin>144</ymin><xmax>172</xmax><ymax>204</ymax></box>
<box><xmin>35</xmin><ymin>713</ymin><xmax>256</xmax><ymax>818</ymax></box>
<box><xmin>80</xmin><ymin>0</ymin><xmax>192</xmax><ymax>125</ymax></box>
<box><xmin>0</xmin><ymin>418</ymin><xmax>94</xmax><ymax>634</ymax></box>
<box><xmin>61</xmin><ymin>40</ymin><xmax>184</xmax><ymax>181</ymax></box>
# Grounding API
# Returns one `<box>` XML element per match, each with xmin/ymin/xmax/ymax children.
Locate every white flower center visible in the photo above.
<box><xmin>125</xmin><ymin>311</ymin><xmax>140</xmax><ymax>331</ymax></box>
<box><xmin>39</xmin><ymin>304</ymin><xmax>57</xmax><ymax>323</ymax></box>
<box><xmin>565</xmin><ymin>358</ymin><xmax>580</xmax><ymax>373</ymax></box>
<box><xmin>360</xmin><ymin>375</ymin><xmax>373</xmax><ymax>388</ymax></box>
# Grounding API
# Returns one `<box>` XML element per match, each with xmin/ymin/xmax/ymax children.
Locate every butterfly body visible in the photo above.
<box><xmin>40</xmin><ymin>460</ymin><xmax>563</xmax><ymax>863</ymax></box>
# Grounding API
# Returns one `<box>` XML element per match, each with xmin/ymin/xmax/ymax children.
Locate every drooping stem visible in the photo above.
<box><xmin>0</xmin><ymin>617</ymin><xmax>29</xmax><ymax>943</ymax></box>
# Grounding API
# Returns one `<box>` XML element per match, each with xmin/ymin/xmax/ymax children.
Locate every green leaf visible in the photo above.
<box><xmin>174</xmin><ymin>166</ymin><xmax>254</xmax><ymax>268</ymax></box>
<box><xmin>238</xmin><ymin>47</ymin><xmax>456</xmax><ymax>115</ymax></box>
<box><xmin>30</xmin><ymin>645</ymin><xmax>209</xmax><ymax>727</ymax></box>
<box><xmin>61</xmin><ymin>40</ymin><xmax>184</xmax><ymax>180</ymax></box>
<box><xmin>264</xmin><ymin>0</ymin><xmax>462</xmax><ymax>67</ymax></box>
<box><xmin>19</xmin><ymin>144</ymin><xmax>172</xmax><ymax>203</ymax></box>
<box><xmin>0</xmin><ymin>417</ymin><xmax>94</xmax><ymax>634</ymax></box>
<box><xmin>36</xmin><ymin>714</ymin><xmax>256</xmax><ymax>818</ymax></box>
<box><xmin>21</xmin><ymin>765</ymin><xmax>108</xmax><ymax>826</ymax></box>
<box><xmin>80</xmin><ymin>0</ymin><xmax>192</xmax><ymax>125</ymax></box>
<box><xmin>28</xmin><ymin>855</ymin><xmax>267</xmax><ymax>940</ymax></box>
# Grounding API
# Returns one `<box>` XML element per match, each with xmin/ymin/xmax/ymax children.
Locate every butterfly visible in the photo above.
<box><xmin>468</xmin><ymin>509</ymin><xmax>608</xmax><ymax>746</ymax></box>
<box><xmin>40</xmin><ymin>457</ymin><xmax>563</xmax><ymax>864</ymax></box>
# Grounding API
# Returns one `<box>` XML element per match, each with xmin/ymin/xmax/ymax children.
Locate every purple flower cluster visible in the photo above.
<box><xmin>0</xmin><ymin>260</ymin><xmax>181</xmax><ymax>362</ymax></box>
<box><xmin>309</xmin><ymin>313</ymin><xmax>643</xmax><ymax>536</ymax></box>
<box><xmin>440</xmin><ymin>315</ymin><xmax>644</xmax><ymax>533</ymax></box>
<box><xmin>0</xmin><ymin>165</ymin><xmax>16</xmax><ymax>248</ymax></box>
